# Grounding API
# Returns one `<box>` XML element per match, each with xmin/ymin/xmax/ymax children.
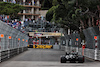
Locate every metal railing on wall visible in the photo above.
<box><xmin>0</xmin><ymin>20</ymin><xmax>29</xmax><ymax>62</ymax></box>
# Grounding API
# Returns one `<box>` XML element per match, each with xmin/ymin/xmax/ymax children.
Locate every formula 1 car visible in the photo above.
<box><xmin>60</xmin><ymin>52</ymin><xmax>84</xmax><ymax>63</ymax></box>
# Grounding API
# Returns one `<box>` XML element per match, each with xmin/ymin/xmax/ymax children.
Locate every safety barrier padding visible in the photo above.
<box><xmin>28</xmin><ymin>45</ymin><xmax>53</xmax><ymax>49</ymax></box>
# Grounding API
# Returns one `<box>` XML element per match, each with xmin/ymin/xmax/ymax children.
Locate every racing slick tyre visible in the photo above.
<box><xmin>78</xmin><ymin>56</ymin><xmax>84</xmax><ymax>63</ymax></box>
<box><xmin>60</xmin><ymin>57</ymin><xmax>66</xmax><ymax>63</ymax></box>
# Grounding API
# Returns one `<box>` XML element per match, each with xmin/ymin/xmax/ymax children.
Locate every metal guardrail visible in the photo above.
<box><xmin>0</xmin><ymin>20</ymin><xmax>29</xmax><ymax>62</ymax></box>
<box><xmin>98</xmin><ymin>50</ymin><xmax>100</xmax><ymax>60</ymax></box>
<box><xmin>65</xmin><ymin>47</ymin><xmax>96</xmax><ymax>60</ymax></box>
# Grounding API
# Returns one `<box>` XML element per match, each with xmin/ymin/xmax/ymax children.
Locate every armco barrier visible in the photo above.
<box><xmin>65</xmin><ymin>46</ymin><xmax>98</xmax><ymax>60</ymax></box>
<box><xmin>0</xmin><ymin>20</ymin><xmax>29</xmax><ymax>62</ymax></box>
<box><xmin>84</xmin><ymin>48</ymin><xmax>94</xmax><ymax>59</ymax></box>
<box><xmin>98</xmin><ymin>50</ymin><xmax>100</xmax><ymax>60</ymax></box>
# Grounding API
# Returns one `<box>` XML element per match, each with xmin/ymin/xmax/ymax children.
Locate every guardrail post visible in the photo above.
<box><xmin>81</xmin><ymin>40</ymin><xmax>85</xmax><ymax>56</ymax></box>
<box><xmin>17</xmin><ymin>39</ymin><xmax>20</xmax><ymax>54</ymax></box>
<box><xmin>0</xmin><ymin>48</ymin><xmax>1</xmax><ymax>62</ymax></box>
<box><xmin>0</xmin><ymin>38</ymin><xmax>1</xmax><ymax>62</ymax></box>
<box><xmin>76</xmin><ymin>38</ymin><xmax>79</xmax><ymax>52</ymax></box>
<box><xmin>94</xmin><ymin>36</ymin><xmax>98</xmax><ymax>60</ymax></box>
<box><xmin>0</xmin><ymin>34</ymin><xmax>4</xmax><ymax>62</ymax></box>
<box><xmin>8</xmin><ymin>39</ymin><xmax>10</xmax><ymax>58</ymax></box>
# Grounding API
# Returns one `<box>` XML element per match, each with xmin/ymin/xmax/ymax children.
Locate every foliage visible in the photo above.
<box><xmin>46</xmin><ymin>0</ymin><xmax>100</xmax><ymax>31</ymax></box>
<box><xmin>41</xmin><ymin>0</ymin><xmax>53</xmax><ymax>10</ymax></box>
<box><xmin>80</xmin><ymin>31</ymin><xmax>85</xmax><ymax>40</ymax></box>
<box><xmin>46</xmin><ymin>6</ymin><xmax>57</xmax><ymax>21</ymax></box>
<box><xmin>0</xmin><ymin>2</ymin><xmax>24</xmax><ymax>19</ymax></box>
<box><xmin>52</xmin><ymin>0</ymin><xmax>59</xmax><ymax>6</ymax></box>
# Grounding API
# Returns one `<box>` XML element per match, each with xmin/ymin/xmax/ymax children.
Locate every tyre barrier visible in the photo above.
<box><xmin>0</xmin><ymin>20</ymin><xmax>29</xmax><ymax>62</ymax></box>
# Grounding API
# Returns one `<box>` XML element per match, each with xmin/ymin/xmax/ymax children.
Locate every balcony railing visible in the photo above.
<box><xmin>19</xmin><ymin>11</ymin><xmax>40</xmax><ymax>14</ymax></box>
<box><xmin>16</xmin><ymin>2</ymin><xmax>41</xmax><ymax>7</ymax></box>
<box><xmin>1</xmin><ymin>1</ymin><xmax>41</xmax><ymax>7</ymax></box>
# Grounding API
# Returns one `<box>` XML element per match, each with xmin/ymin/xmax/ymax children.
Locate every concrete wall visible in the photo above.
<box><xmin>39</xmin><ymin>10</ymin><xmax>48</xmax><ymax>17</ymax></box>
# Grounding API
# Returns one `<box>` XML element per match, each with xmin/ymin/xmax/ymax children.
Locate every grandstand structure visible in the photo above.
<box><xmin>28</xmin><ymin>18</ymin><xmax>64</xmax><ymax>47</ymax></box>
<box><xmin>0</xmin><ymin>0</ymin><xmax>63</xmax><ymax>49</ymax></box>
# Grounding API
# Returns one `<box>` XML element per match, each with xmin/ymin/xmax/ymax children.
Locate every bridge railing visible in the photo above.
<box><xmin>0</xmin><ymin>20</ymin><xmax>29</xmax><ymax>62</ymax></box>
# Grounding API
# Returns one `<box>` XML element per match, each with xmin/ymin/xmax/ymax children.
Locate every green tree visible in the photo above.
<box><xmin>0</xmin><ymin>2</ymin><xmax>24</xmax><ymax>19</ymax></box>
<box><xmin>52</xmin><ymin>0</ymin><xmax>59</xmax><ymax>6</ymax></box>
<box><xmin>74</xmin><ymin>0</ymin><xmax>100</xmax><ymax>29</ymax></box>
<box><xmin>46</xmin><ymin>6</ymin><xmax>57</xmax><ymax>21</ymax></box>
<box><xmin>41</xmin><ymin>0</ymin><xmax>53</xmax><ymax>10</ymax></box>
<box><xmin>46</xmin><ymin>0</ymin><xmax>79</xmax><ymax>30</ymax></box>
<box><xmin>46</xmin><ymin>0</ymin><xmax>100</xmax><ymax>31</ymax></box>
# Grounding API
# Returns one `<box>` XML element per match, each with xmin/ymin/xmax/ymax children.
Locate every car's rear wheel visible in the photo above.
<box><xmin>78</xmin><ymin>56</ymin><xmax>84</xmax><ymax>63</ymax></box>
<box><xmin>60</xmin><ymin>57</ymin><xmax>66</xmax><ymax>63</ymax></box>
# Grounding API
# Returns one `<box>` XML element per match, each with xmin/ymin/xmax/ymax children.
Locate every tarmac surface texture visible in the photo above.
<box><xmin>0</xmin><ymin>48</ymin><xmax>100</xmax><ymax>67</ymax></box>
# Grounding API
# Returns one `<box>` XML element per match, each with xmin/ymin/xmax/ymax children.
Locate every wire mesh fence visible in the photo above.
<box><xmin>0</xmin><ymin>20</ymin><xmax>29</xmax><ymax>62</ymax></box>
<box><xmin>64</xmin><ymin>27</ymin><xmax>100</xmax><ymax>61</ymax></box>
<box><xmin>83</xmin><ymin>27</ymin><xmax>100</xmax><ymax>49</ymax></box>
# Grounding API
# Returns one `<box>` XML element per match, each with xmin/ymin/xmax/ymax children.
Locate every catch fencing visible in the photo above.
<box><xmin>0</xmin><ymin>20</ymin><xmax>29</xmax><ymax>62</ymax></box>
<box><xmin>64</xmin><ymin>27</ymin><xmax>100</xmax><ymax>61</ymax></box>
<box><xmin>83</xmin><ymin>27</ymin><xmax>100</xmax><ymax>60</ymax></box>
<box><xmin>60</xmin><ymin>33</ymin><xmax>70</xmax><ymax>50</ymax></box>
<box><xmin>70</xmin><ymin>32</ymin><xmax>81</xmax><ymax>47</ymax></box>
<box><xmin>83</xmin><ymin>27</ymin><xmax>99</xmax><ymax>49</ymax></box>
<box><xmin>64</xmin><ymin>32</ymin><xmax>81</xmax><ymax>52</ymax></box>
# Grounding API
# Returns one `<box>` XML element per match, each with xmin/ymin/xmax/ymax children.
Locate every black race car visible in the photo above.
<box><xmin>60</xmin><ymin>52</ymin><xmax>84</xmax><ymax>63</ymax></box>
